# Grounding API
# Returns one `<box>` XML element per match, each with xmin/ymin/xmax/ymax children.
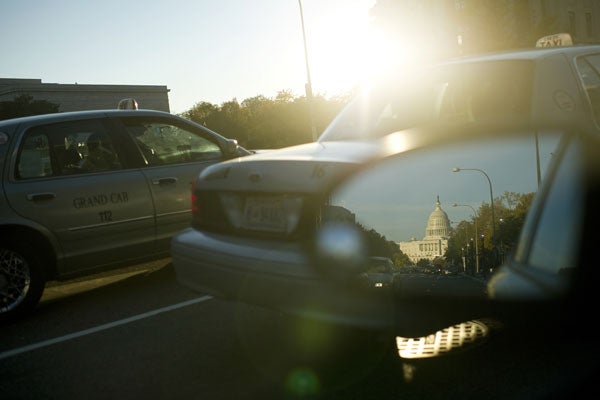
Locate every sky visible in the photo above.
<box><xmin>0</xmin><ymin>0</ymin><xmax>378</xmax><ymax>114</ymax></box>
<box><xmin>332</xmin><ymin>133</ymin><xmax>561</xmax><ymax>242</ymax></box>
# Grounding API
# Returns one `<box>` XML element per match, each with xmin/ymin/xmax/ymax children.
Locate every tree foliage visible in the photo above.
<box><xmin>446</xmin><ymin>190</ymin><xmax>536</xmax><ymax>273</ymax></box>
<box><xmin>356</xmin><ymin>223</ymin><xmax>411</xmax><ymax>268</ymax></box>
<box><xmin>0</xmin><ymin>94</ymin><xmax>60</xmax><ymax>121</ymax></box>
<box><xmin>180</xmin><ymin>91</ymin><xmax>350</xmax><ymax>149</ymax></box>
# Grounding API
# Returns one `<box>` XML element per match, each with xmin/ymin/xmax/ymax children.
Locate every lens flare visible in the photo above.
<box><xmin>285</xmin><ymin>368</ymin><xmax>320</xmax><ymax>397</ymax></box>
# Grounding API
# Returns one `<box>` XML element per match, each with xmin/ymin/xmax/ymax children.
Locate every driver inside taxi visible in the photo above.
<box><xmin>80</xmin><ymin>133</ymin><xmax>118</xmax><ymax>171</ymax></box>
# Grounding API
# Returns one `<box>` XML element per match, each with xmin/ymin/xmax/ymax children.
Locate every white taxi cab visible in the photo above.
<box><xmin>171</xmin><ymin>38</ymin><xmax>600</xmax><ymax>332</ymax></box>
<box><xmin>0</xmin><ymin>107</ymin><xmax>249</xmax><ymax>322</ymax></box>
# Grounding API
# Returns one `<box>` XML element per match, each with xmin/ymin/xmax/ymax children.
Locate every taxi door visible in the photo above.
<box><xmin>3</xmin><ymin>118</ymin><xmax>156</xmax><ymax>277</ymax></box>
<box><xmin>114</xmin><ymin>116</ymin><xmax>226</xmax><ymax>250</ymax></box>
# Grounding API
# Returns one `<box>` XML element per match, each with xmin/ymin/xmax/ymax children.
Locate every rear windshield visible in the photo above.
<box><xmin>319</xmin><ymin>60</ymin><xmax>535</xmax><ymax>141</ymax></box>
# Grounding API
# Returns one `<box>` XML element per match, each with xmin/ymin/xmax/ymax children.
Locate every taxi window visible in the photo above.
<box><xmin>525</xmin><ymin>136</ymin><xmax>583</xmax><ymax>275</ymax></box>
<box><xmin>319</xmin><ymin>60</ymin><xmax>534</xmax><ymax>141</ymax></box>
<box><xmin>576</xmin><ymin>53</ymin><xmax>600</xmax><ymax>126</ymax></box>
<box><xmin>16</xmin><ymin>119</ymin><xmax>122</xmax><ymax>179</ymax></box>
<box><xmin>16</xmin><ymin>133</ymin><xmax>51</xmax><ymax>179</ymax></box>
<box><xmin>122</xmin><ymin>119</ymin><xmax>222</xmax><ymax>166</ymax></box>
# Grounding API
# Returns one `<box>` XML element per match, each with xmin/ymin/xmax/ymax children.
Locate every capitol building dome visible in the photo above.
<box><xmin>398</xmin><ymin>196</ymin><xmax>451</xmax><ymax>263</ymax></box>
<box><xmin>425</xmin><ymin>196</ymin><xmax>451</xmax><ymax>239</ymax></box>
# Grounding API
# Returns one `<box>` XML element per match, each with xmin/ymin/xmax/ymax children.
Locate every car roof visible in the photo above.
<box><xmin>438</xmin><ymin>44</ymin><xmax>600</xmax><ymax>65</ymax></box>
<box><xmin>0</xmin><ymin>109</ymin><xmax>175</xmax><ymax>128</ymax></box>
<box><xmin>318</xmin><ymin>43</ymin><xmax>600</xmax><ymax>142</ymax></box>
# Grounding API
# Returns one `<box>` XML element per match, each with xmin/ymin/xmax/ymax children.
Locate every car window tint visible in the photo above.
<box><xmin>79</xmin><ymin>131</ymin><xmax>122</xmax><ymax>172</ymax></box>
<box><xmin>123</xmin><ymin>119</ymin><xmax>222</xmax><ymax>166</ymax></box>
<box><xmin>319</xmin><ymin>60</ymin><xmax>534</xmax><ymax>141</ymax></box>
<box><xmin>526</xmin><ymin>137</ymin><xmax>583</xmax><ymax>275</ymax></box>
<box><xmin>16</xmin><ymin>119</ymin><xmax>121</xmax><ymax>179</ymax></box>
<box><xmin>576</xmin><ymin>53</ymin><xmax>600</xmax><ymax>127</ymax></box>
<box><xmin>16</xmin><ymin>133</ymin><xmax>51</xmax><ymax>179</ymax></box>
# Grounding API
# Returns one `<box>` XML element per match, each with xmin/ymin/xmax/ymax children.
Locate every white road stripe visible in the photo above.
<box><xmin>0</xmin><ymin>295</ymin><xmax>213</xmax><ymax>361</ymax></box>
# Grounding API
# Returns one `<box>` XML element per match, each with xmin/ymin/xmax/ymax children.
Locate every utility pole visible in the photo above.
<box><xmin>298</xmin><ymin>0</ymin><xmax>318</xmax><ymax>141</ymax></box>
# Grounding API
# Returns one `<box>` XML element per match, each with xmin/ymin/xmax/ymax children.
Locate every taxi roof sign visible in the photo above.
<box><xmin>117</xmin><ymin>98</ymin><xmax>139</xmax><ymax>110</ymax></box>
<box><xmin>536</xmin><ymin>33</ymin><xmax>573</xmax><ymax>48</ymax></box>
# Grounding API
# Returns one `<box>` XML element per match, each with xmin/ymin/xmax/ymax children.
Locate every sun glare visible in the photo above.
<box><xmin>305</xmin><ymin>1</ymin><xmax>438</xmax><ymax>98</ymax></box>
<box><xmin>305</xmin><ymin>2</ymin><xmax>379</xmax><ymax>97</ymax></box>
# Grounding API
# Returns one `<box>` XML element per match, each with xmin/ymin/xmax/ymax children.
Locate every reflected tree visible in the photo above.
<box><xmin>446</xmin><ymin>190</ymin><xmax>535</xmax><ymax>271</ymax></box>
<box><xmin>0</xmin><ymin>94</ymin><xmax>59</xmax><ymax>120</ymax></box>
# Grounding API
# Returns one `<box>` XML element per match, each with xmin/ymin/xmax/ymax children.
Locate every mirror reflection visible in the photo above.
<box><xmin>317</xmin><ymin>131</ymin><xmax>562</xmax><ymax>298</ymax></box>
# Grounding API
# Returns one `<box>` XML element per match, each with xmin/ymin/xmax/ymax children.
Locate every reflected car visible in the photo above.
<box><xmin>355</xmin><ymin>256</ymin><xmax>396</xmax><ymax>290</ymax></box>
<box><xmin>172</xmin><ymin>39</ymin><xmax>600</xmax><ymax>335</ymax></box>
<box><xmin>0</xmin><ymin>108</ymin><xmax>250</xmax><ymax>322</ymax></box>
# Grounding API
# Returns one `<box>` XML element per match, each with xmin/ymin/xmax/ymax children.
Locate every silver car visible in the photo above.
<box><xmin>172</xmin><ymin>40</ymin><xmax>600</xmax><ymax>334</ymax></box>
<box><xmin>0</xmin><ymin>108</ymin><xmax>249</xmax><ymax>322</ymax></box>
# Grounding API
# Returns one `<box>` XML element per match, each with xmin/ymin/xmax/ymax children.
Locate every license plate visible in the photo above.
<box><xmin>242</xmin><ymin>196</ymin><xmax>286</xmax><ymax>232</ymax></box>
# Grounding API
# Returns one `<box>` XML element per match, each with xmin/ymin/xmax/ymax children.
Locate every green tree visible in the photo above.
<box><xmin>180</xmin><ymin>91</ymin><xmax>350</xmax><ymax>149</ymax></box>
<box><xmin>0</xmin><ymin>94</ymin><xmax>59</xmax><ymax>120</ymax></box>
<box><xmin>496</xmin><ymin>191</ymin><xmax>535</xmax><ymax>257</ymax></box>
<box><xmin>393</xmin><ymin>251</ymin><xmax>412</xmax><ymax>268</ymax></box>
<box><xmin>446</xmin><ymin>220</ymin><xmax>471</xmax><ymax>264</ymax></box>
<box><xmin>446</xmin><ymin>190</ymin><xmax>536</xmax><ymax>271</ymax></box>
<box><xmin>180</xmin><ymin>101</ymin><xmax>218</xmax><ymax>125</ymax></box>
<box><xmin>354</xmin><ymin>222</ymin><xmax>410</xmax><ymax>269</ymax></box>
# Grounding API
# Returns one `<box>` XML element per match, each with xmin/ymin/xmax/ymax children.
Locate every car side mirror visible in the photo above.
<box><xmin>223</xmin><ymin>138</ymin><xmax>240</xmax><ymax>156</ymax></box>
<box><xmin>310</xmin><ymin>129</ymin><xmax>565</xmax><ymax>334</ymax></box>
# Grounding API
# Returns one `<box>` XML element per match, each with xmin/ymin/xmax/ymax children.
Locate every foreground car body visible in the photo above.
<box><xmin>173</xmin><ymin>41</ymin><xmax>600</xmax><ymax>336</ymax></box>
<box><xmin>0</xmin><ymin>108</ymin><xmax>249</xmax><ymax>321</ymax></box>
<box><xmin>172</xmin><ymin>140</ymin><xmax>393</xmax><ymax>328</ymax></box>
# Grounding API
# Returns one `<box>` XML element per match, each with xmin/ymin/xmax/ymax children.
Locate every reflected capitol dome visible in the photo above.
<box><xmin>398</xmin><ymin>196</ymin><xmax>450</xmax><ymax>263</ymax></box>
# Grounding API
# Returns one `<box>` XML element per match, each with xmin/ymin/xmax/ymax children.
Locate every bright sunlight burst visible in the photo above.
<box><xmin>303</xmin><ymin>0</ymin><xmax>448</xmax><ymax>98</ymax></box>
<box><xmin>303</xmin><ymin>1</ymin><xmax>391</xmax><ymax>96</ymax></box>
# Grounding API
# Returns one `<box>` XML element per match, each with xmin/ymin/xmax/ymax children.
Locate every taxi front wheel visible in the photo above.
<box><xmin>0</xmin><ymin>239</ymin><xmax>45</xmax><ymax>323</ymax></box>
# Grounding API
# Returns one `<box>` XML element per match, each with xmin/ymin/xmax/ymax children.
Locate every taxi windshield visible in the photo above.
<box><xmin>318</xmin><ymin>60</ymin><xmax>535</xmax><ymax>142</ymax></box>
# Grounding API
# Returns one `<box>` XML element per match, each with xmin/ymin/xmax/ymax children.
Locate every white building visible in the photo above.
<box><xmin>398</xmin><ymin>197</ymin><xmax>451</xmax><ymax>263</ymax></box>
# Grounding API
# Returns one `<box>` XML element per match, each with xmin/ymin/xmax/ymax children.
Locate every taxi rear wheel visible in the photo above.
<box><xmin>0</xmin><ymin>239</ymin><xmax>45</xmax><ymax>322</ymax></box>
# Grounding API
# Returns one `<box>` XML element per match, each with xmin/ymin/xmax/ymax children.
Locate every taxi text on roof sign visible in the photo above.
<box><xmin>536</xmin><ymin>33</ymin><xmax>574</xmax><ymax>48</ymax></box>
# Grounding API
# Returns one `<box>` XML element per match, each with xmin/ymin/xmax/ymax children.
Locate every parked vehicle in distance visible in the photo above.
<box><xmin>0</xmin><ymin>107</ymin><xmax>250</xmax><ymax>322</ymax></box>
<box><xmin>356</xmin><ymin>256</ymin><xmax>396</xmax><ymax>289</ymax></box>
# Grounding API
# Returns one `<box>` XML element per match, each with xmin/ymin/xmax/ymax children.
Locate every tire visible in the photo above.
<box><xmin>0</xmin><ymin>240</ymin><xmax>46</xmax><ymax>323</ymax></box>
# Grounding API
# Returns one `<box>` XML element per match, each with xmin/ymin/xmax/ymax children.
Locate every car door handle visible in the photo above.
<box><xmin>26</xmin><ymin>192</ymin><xmax>56</xmax><ymax>201</ymax></box>
<box><xmin>152</xmin><ymin>177</ymin><xmax>178</xmax><ymax>185</ymax></box>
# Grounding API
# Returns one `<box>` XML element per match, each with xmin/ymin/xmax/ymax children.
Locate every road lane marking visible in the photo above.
<box><xmin>0</xmin><ymin>295</ymin><xmax>213</xmax><ymax>361</ymax></box>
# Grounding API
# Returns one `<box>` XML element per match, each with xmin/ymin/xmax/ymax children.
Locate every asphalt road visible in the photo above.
<box><xmin>0</xmin><ymin>261</ymin><xmax>594</xmax><ymax>399</ymax></box>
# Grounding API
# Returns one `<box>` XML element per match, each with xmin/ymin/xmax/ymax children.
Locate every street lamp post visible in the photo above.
<box><xmin>453</xmin><ymin>203</ymin><xmax>479</xmax><ymax>274</ymax></box>
<box><xmin>452</xmin><ymin>167</ymin><xmax>496</xmax><ymax>242</ymax></box>
<box><xmin>298</xmin><ymin>0</ymin><xmax>318</xmax><ymax>141</ymax></box>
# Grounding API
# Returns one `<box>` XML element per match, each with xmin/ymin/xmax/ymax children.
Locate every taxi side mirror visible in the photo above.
<box><xmin>310</xmin><ymin>127</ymin><xmax>570</xmax><ymax>335</ymax></box>
<box><xmin>224</xmin><ymin>138</ymin><xmax>240</xmax><ymax>156</ymax></box>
